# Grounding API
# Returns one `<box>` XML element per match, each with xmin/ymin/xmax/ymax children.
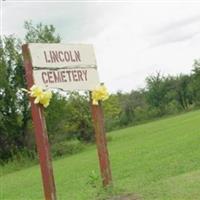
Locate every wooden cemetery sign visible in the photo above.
<box><xmin>22</xmin><ymin>43</ymin><xmax>112</xmax><ymax>200</ymax></box>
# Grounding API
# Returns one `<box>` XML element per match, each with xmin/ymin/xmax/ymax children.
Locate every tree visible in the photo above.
<box><xmin>0</xmin><ymin>21</ymin><xmax>61</xmax><ymax>162</ymax></box>
<box><xmin>146</xmin><ymin>72</ymin><xmax>168</xmax><ymax>116</ymax></box>
<box><xmin>103</xmin><ymin>94</ymin><xmax>121</xmax><ymax>130</ymax></box>
<box><xmin>191</xmin><ymin>59</ymin><xmax>200</xmax><ymax>105</ymax></box>
<box><xmin>174</xmin><ymin>75</ymin><xmax>193</xmax><ymax>110</ymax></box>
<box><xmin>0</xmin><ymin>36</ymin><xmax>27</xmax><ymax>161</ymax></box>
<box><xmin>24</xmin><ymin>21</ymin><xmax>61</xmax><ymax>43</ymax></box>
<box><xmin>45</xmin><ymin>92</ymin><xmax>93</xmax><ymax>142</ymax></box>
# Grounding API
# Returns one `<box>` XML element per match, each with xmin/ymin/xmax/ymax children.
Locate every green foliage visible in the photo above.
<box><xmin>173</xmin><ymin>74</ymin><xmax>193</xmax><ymax>110</ymax></box>
<box><xmin>45</xmin><ymin>93</ymin><xmax>69</xmax><ymax>142</ymax></box>
<box><xmin>103</xmin><ymin>94</ymin><xmax>121</xmax><ymax>130</ymax></box>
<box><xmin>146</xmin><ymin>72</ymin><xmax>168</xmax><ymax>115</ymax></box>
<box><xmin>65</xmin><ymin>92</ymin><xmax>93</xmax><ymax>142</ymax></box>
<box><xmin>45</xmin><ymin>92</ymin><xmax>94</xmax><ymax>143</ymax></box>
<box><xmin>51</xmin><ymin>139</ymin><xmax>85</xmax><ymax>158</ymax></box>
<box><xmin>103</xmin><ymin>90</ymin><xmax>147</xmax><ymax>130</ymax></box>
<box><xmin>87</xmin><ymin>170</ymin><xmax>99</xmax><ymax>188</ymax></box>
<box><xmin>191</xmin><ymin>59</ymin><xmax>200</xmax><ymax>105</ymax></box>
<box><xmin>0</xmin><ymin>21</ymin><xmax>61</xmax><ymax>162</ymax></box>
<box><xmin>0</xmin><ymin>36</ymin><xmax>28</xmax><ymax>161</ymax></box>
<box><xmin>24</xmin><ymin>21</ymin><xmax>61</xmax><ymax>43</ymax></box>
<box><xmin>146</xmin><ymin>72</ymin><xmax>194</xmax><ymax>116</ymax></box>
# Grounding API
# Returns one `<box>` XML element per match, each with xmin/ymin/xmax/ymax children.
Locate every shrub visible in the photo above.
<box><xmin>51</xmin><ymin>139</ymin><xmax>85</xmax><ymax>158</ymax></box>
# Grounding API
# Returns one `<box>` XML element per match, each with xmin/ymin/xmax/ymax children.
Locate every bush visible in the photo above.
<box><xmin>51</xmin><ymin>139</ymin><xmax>85</xmax><ymax>158</ymax></box>
<box><xmin>1</xmin><ymin>148</ymin><xmax>38</xmax><ymax>176</ymax></box>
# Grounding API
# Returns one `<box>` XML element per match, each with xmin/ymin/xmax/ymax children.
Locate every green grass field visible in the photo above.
<box><xmin>1</xmin><ymin>110</ymin><xmax>200</xmax><ymax>200</ymax></box>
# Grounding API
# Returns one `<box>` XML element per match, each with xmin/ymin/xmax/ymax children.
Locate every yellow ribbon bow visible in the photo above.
<box><xmin>91</xmin><ymin>85</ymin><xmax>109</xmax><ymax>105</ymax></box>
<box><xmin>22</xmin><ymin>85</ymin><xmax>52</xmax><ymax>108</ymax></box>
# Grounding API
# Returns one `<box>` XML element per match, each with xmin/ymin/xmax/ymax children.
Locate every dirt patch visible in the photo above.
<box><xmin>108</xmin><ymin>193</ymin><xmax>142</xmax><ymax>200</ymax></box>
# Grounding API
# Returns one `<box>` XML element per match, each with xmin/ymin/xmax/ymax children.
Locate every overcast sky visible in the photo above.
<box><xmin>1</xmin><ymin>0</ymin><xmax>200</xmax><ymax>92</ymax></box>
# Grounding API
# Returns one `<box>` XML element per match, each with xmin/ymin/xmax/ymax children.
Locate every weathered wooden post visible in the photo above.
<box><xmin>90</xmin><ymin>95</ymin><xmax>112</xmax><ymax>186</ymax></box>
<box><xmin>22</xmin><ymin>44</ymin><xmax>57</xmax><ymax>200</ymax></box>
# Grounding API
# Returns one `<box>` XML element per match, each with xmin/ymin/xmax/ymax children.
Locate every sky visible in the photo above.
<box><xmin>1</xmin><ymin>0</ymin><xmax>200</xmax><ymax>92</ymax></box>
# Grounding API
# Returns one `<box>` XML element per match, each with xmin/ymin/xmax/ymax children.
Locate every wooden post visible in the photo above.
<box><xmin>90</xmin><ymin>94</ymin><xmax>112</xmax><ymax>186</ymax></box>
<box><xmin>22</xmin><ymin>44</ymin><xmax>57</xmax><ymax>200</ymax></box>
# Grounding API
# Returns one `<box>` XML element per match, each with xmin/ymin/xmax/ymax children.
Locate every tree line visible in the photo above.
<box><xmin>1</xmin><ymin>21</ymin><xmax>200</xmax><ymax>164</ymax></box>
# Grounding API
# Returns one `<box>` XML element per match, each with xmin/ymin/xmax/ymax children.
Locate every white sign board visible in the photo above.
<box><xmin>28</xmin><ymin>43</ymin><xmax>100</xmax><ymax>91</ymax></box>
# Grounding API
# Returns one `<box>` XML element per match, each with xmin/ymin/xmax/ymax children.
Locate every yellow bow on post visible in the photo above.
<box><xmin>22</xmin><ymin>85</ymin><xmax>52</xmax><ymax>108</ymax></box>
<box><xmin>91</xmin><ymin>84</ymin><xmax>109</xmax><ymax>105</ymax></box>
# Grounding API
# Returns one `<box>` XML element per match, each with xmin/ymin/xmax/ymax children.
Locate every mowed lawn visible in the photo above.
<box><xmin>1</xmin><ymin>110</ymin><xmax>200</xmax><ymax>200</ymax></box>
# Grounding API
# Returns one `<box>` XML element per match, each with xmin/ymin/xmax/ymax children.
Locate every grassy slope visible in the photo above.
<box><xmin>1</xmin><ymin>110</ymin><xmax>200</xmax><ymax>200</ymax></box>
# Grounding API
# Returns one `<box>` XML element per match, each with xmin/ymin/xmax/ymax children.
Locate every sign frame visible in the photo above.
<box><xmin>22</xmin><ymin>43</ymin><xmax>112</xmax><ymax>200</ymax></box>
